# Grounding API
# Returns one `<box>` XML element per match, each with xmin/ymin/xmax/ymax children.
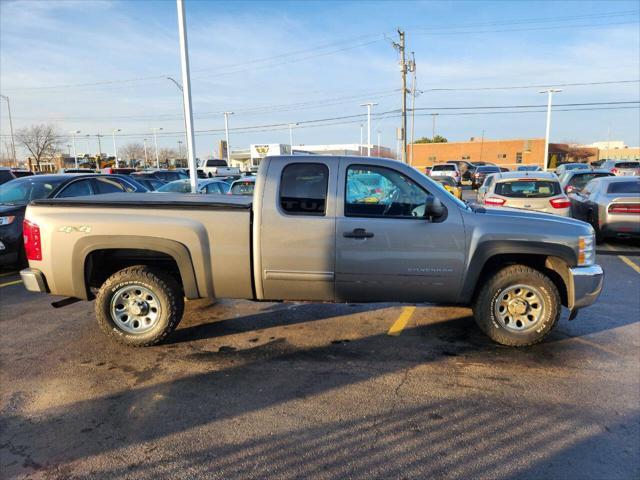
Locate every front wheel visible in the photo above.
<box><xmin>472</xmin><ymin>265</ymin><xmax>560</xmax><ymax>347</ymax></box>
<box><xmin>95</xmin><ymin>266</ymin><xmax>184</xmax><ymax>347</ymax></box>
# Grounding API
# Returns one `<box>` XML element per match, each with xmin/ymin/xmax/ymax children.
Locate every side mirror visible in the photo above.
<box><xmin>425</xmin><ymin>195</ymin><xmax>445</xmax><ymax>219</ymax></box>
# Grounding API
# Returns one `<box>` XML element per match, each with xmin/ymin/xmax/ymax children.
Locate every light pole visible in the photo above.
<box><xmin>539</xmin><ymin>88</ymin><xmax>562</xmax><ymax>171</ymax></box>
<box><xmin>359</xmin><ymin>124</ymin><xmax>363</xmax><ymax>155</ymax></box>
<box><xmin>85</xmin><ymin>134</ymin><xmax>91</xmax><ymax>158</ymax></box>
<box><xmin>0</xmin><ymin>95</ymin><xmax>16</xmax><ymax>166</ymax></box>
<box><xmin>288</xmin><ymin>123</ymin><xmax>298</xmax><ymax>147</ymax></box>
<box><xmin>360</xmin><ymin>102</ymin><xmax>378</xmax><ymax>156</ymax></box>
<box><xmin>223</xmin><ymin>112</ymin><xmax>233</xmax><ymax>163</ymax></box>
<box><xmin>143</xmin><ymin>138</ymin><xmax>149</xmax><ymax>167</ymax></box>
<box><xmin>152</xmin><ymin>127</ymin><xmax>163</xmax><ymax>169</ymax></box>
<box><xmin>431</xmin><ymin>113</ymin><xmax>438</xmax><ymax>140</ymax></box>
<box><xmin>70</xmin><ymin>131</ymin><xmax>80</xmax><ymax>169</ymax></box>
<box><xmin>112</xmin><ymin>129</ymin><xmax>121</xmax><ymax>168</ymax></box>
<box><xmin>177</xmin><ymin>140</ymin><xmax>183</xmax><ymax>159</ymax></box>
<box><xmin>377</xmin><ymin>130</ymin><xmax>381</xmax><ymax>156</ymax></box>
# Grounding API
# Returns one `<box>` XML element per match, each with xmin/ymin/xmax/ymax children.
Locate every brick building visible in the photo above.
<box><xmin>408</xmin><ymin>137</ymin><xmax>599</xmax><ymax>171</ymax></box>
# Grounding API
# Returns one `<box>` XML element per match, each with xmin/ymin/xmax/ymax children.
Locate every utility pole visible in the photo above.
<box><xmin>360</xmin><ymin>102</ymin><xmax>378</xmax><ymax>156</ymax></box>
<box><xmin>0</xmin><ymin>95</ymin><xmax>16</xmax><ymax>166</ymax></box>
<box><xmin>112</xmin><ymin>129</ymin><xmax>121</xmax><ymax>168</ymax></box>
<box><xmin>409</xmin><ymin>51</ymin><xmax>416</xmax><ymax>165</ymax></box>
<box><xmin>152</xmin><ymin>127</ymin><xmax>163</xmax><ymax>169</ymax></box>
<box><xmin>143</xmin><ymin>138</ymin><xmax>149</xmax><ymax>167</ymax></box>
<box><xmin>392</xmin><ymin>29</ymin><xmax>408</xmax><ymax>163</ymax></box>
<box><xmin>70</xmin><ymin>130</ymin><xmax>80</xmax><ymax>169</ymax></box>
<box><xmin>479</xmin><ymin>129</ymin><xmax>485</xmax><ymax>162</ymax></box>
<box><xmin>539</xmin><ymin>88</ymin><xmax>562</xmax><ymax>171</ymax></box>
<box><xmin>377</xmin><ymin>130</ymin><xmax>381</xmax><ymax>156</ymax></box>
<box><xmin>223</xmin><ymin>112</ymin><xmax>233</xmax><ymax>163</ymax></box>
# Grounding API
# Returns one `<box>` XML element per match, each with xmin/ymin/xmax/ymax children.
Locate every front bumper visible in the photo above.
<box><xmin>568</xmin><ymin>264</ymin><xmax>604</xmax><ymax>312</ymax></box>
<box><xmin>20</xmin><ymin>268</ymin><xmax>49</xmax><ymax>293</ymax></box>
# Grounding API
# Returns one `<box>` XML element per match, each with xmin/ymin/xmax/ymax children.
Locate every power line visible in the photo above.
<box><xmin>411</xmin><ymin>20</ymin><xmax>638</xmax><ymax>36</ymax></box>
<box><xmin>412</xmin><ymin>101</ymin><xmax>640</xmax><ymax>111</ymax></box>
<box><xmin>422</xmin><ymin>79</ymin><xmax>640</xmax><ymax>92</ymax></box>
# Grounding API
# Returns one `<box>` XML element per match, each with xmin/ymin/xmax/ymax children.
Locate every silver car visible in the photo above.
<box><xmin>568</xmin><ymin>176</ymin><xmax>640</xmax><ymax>241</ymax></box>
<box><xmin>555</xmin><ymin>163</ymin><xmax>590</xmax><ymax>176</ymax></box>
<box><xmin>600</xmin><ymin>160</ymin><xmax>640</xmax><ymax>177</ymax></box>
<box><xmin>477</xmin><ymin>171</ymin><xmax>571</xmax><ymax>216</ymax></box>
<box><xmin>558</xmin><ymin>169</ymin><xmax>614</xmax><ymax>195</ymax></box>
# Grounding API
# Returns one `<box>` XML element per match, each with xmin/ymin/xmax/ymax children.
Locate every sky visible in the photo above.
<box><xmin>0</xmin><ymin>0</ymin><xmax>639</xmax><ymax>160</ymax></box>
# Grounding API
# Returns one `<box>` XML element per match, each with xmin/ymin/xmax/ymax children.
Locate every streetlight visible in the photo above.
<box><xmin>288</xmin><ymin>123</ymin><xmax>298</xmax><ymax>148</ymax></box>
<box><xmin>143</xmin><ymin>138</ymin><xmax>149</xmax><ymax>167</ymax></box>
<box><xmin>177</xmin><ymin>140</ymin><xmax>183</xmax><ymax>159</ymax></box>
<box><xmin>0</xmin><ymin>95</ymin><xmax>16</xmax><ymax>166</ymax></box>
<box><xmin>112</xmin><ymin>129</ymin><xmax>121</xmax><ymax>168</ymax></box>
<box><xmin>359</xmin><ymin>124</ymin><xmax>363</xmax><ymax>155</ymax></box>
<box><xmin>152</xmin><ymin>127</ymin><xmax>163</xmax><ymax>169</ymax></box>
<box><xmin>377</xmin><ymin>130</ymin><xmax>381</xmax><ymax>156</ymax></box>
<box><xmin>223</xmin><ymin>112</ymin><xmax>233</xmax><ymax>163</ymax></box>
<box><xmin>539</xmin><ymin>88</ymin><xmax>562</xmax><ymax>171</ymax></box>
<box><xmin>431</xmin><ymin>113</ymin><xmax>439</xmax><ymax>140</ymax></box>
<box><xmin>69</xmin><ymin>131</ymin><xmax>80</xmax><ymax>169</ymax></box>
<box><xmin>361</xmin><ymin>102</ymin><xmax>378</xmax><ymax>156</ymax></box>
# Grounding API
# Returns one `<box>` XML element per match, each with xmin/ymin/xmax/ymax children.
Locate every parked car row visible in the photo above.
<box><xmin>475</xmin><ymin>168</ymin><xmax>639</xmax><ymax>242</ymax></box>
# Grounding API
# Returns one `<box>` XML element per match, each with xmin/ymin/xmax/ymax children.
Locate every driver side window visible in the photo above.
<box><xmin>345</xmin><ymin>165</ymin><xmax>430</xmax><ymax>218</ymax></box>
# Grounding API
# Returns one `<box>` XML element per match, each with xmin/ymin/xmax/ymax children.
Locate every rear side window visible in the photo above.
<box><xmin>279</xmin><ymin>163</ymin><xmax>328</xmax><ymax>215</ymax></box>
<box><xmin>608</xmin><ymin>181</ymin><xmax>640</xmax><ymax>194</ymax></box>
<box><xmin>56</xmin><ymin>179</ymin><xmax>93</xmax><ymax>198</ymax></box>
<box><xmin>92</xmin><ymin>177</ymin><xmax>129</xmax><ymax>194</ymax></box>
<box><xmin>495</xmin><ymin>180</ymin><xmax>561</xmax><ymax>198</ymax></box>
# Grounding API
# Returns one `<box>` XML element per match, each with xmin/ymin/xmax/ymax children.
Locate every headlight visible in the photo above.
<box><xmin>0</xmin><ymin>216</ymin><xmax>15</xmax><ymax>226</ymax></box>
<box><xmin>578</xmin><ymin>234</ymin><xmax>595</xmax><ymax>266</ymax></box>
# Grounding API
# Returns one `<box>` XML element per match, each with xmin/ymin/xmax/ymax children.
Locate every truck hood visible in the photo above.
<box><xmin>475</xmin><ymin>205</ymin><xmax>590</xmax><ymax>229</ymax></box>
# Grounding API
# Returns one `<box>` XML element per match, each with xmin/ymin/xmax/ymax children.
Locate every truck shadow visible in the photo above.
<box><xmin>2</xmin><ymin>312</ymin><xmax>636</xmax><ymax>478</ymax></box>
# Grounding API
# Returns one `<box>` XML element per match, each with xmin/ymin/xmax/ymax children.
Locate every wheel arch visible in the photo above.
<box><xmin>72</xmin><ymin>236</ymin><xmax>199</xmax><ymax>300</ymax></box>
<box><xmin>461</xmin><ymin>241</ymin><xmax>575</xmax><ymax>307</ymax></box>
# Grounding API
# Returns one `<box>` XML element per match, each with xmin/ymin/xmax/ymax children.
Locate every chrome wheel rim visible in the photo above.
<box><xmin>110</xmin><ymin>285</ymin><xmax>161</xmax><ymax>334</ymax></box>
<box><xmin>494</xmin><ymin>284</ymin><xmax>545</xmax><ymax>333</ymax></box>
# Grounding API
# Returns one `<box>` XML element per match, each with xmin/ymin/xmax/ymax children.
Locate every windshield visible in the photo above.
<box><xmin>431</xmin><ymin>165</ymin><xmax>455</xmax><ymax>171</ymax></box>
<box><xmin>206</xmin><ymin>160</ymin><xmax>228</xmax><ymax>167</ymax></box>
<box><xmin>568</xmin><ymin>173</ymin><xmax>612</xmax><ymax>190</ymax></box>
<box><xmin>615</xmin><ymin>162</ymin><xmax>639</xmax><ymax>169</ymax></box>
<box><xmin>494</xmin><ymin>180</ymin><xmax>561</xmax><ymax>198</ymax></box>
<box><xmin>564</xmin><ymin>164</ymin><xmax>589</xmax><ymax>171</ymax></box>
<box><xmin>478</xmin><ymin>167</ymin><xmax>500</xmax><ymax>173</ymax></box>
<box><xmin>608</xmin><ymin>181</ymin><xmax>640</xmax><ymax>194</ymax></box>
<box><xmin>156</xmin><ymin>171</ymin><xmax>188</xmax><ymax>182</ymax></box>
<box><xmin>230</xmin><ymin>181</ymin><xmax>255</xmax><ymax>195</ymax></box>
<box><xmin>516</xmin><ymin>166</ymin><xmax>539</xmax><ymax>171</ymax></box>
<box><xmin>0</xmin><ymin>177</ymin><xmax>67</xmax><ymax>205</ymax></box>
<box><xmin>156</xmin><ymin>180</ymin><xmax>192</xmax><ymax>193</ymax></box>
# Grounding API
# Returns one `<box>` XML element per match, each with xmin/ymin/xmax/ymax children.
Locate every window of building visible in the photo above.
<box><xmin>515</xmin><ymin>152</ymin><xmax>523</xmax><ymax>164</ymax></box>
<box><xmin>428</xmin><ymin>156</ymin><xmax>437</xmax><ymax>162</ymax></box>
<box><xmin>461</xmin><ymin>155</ymin><xmax>471</xmax><ymax>160</ymax></box>
<box><xmin>345</xmin><ymin>165</ymin><xmax>430</xmax><ymax>218</ymax></box>
<box><xmin>524</xmin><ymin>140</ymin><xmax>531</xmax><ymax>152</ymax></box>
<box><xmin>497</xmin><ymin>153</ymin><xmax>507</xmax><ymax>159</ymax></box>
<box><xmin>279</xmin><ymin>163</ymin><xmax>328</xmax><ymax>216</ymax></box>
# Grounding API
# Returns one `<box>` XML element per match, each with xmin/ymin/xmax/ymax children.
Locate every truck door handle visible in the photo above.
<box><xmin>343</xmin><ymin>228</ymin><xmax>374</xmax><ymax>239</ymax></box>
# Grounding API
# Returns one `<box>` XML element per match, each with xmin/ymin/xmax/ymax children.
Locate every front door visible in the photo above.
<box><xmin>335</xmin><ymin>160</ymin><xmax>466</xmax><ymax>303</ymax></box>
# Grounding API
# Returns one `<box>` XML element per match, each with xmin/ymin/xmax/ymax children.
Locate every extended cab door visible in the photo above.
<box><xmin>258</xmin><ymin>157</ymin><xmax>337</xmax><ymax>301</ymax></box>
<box><xmin>334</xmin><ymin>159</ymin><xmax>466</xmax><ymax>303</ymax></box>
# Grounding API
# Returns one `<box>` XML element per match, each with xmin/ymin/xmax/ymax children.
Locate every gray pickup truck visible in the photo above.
<box><xmin>20</xmin><ymin>155</ymin><xmax>603</xmax><ymax>347</ymax></box>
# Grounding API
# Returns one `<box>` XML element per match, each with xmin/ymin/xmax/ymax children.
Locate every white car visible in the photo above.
<box><xmin>429</xmin><ymin>163</ymin><xmax>461</xmax><ymax>185</ymax></box>
<box><xmin>198</xmin><ymin>159</ymin><xmax>240</xmax><ymax>178</ymax></box>
<box><xmin>477</xmin><ymin>171</ymin><xmax>571</xmax><ymax>217</ymax></box>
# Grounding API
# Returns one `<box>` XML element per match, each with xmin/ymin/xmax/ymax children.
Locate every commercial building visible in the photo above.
<box><xmin>586</xmin><ymin>141</ymin><xmax>639</xmax><ymax>161</ymax></box>
<box><xmin>409</xmin><ymin>137</ymin><xmax>547</xmax><ymax>171</ymax></box>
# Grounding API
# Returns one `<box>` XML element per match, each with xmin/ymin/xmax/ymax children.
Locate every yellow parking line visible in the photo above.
<box><xmin>388</xmin><ymin>306</ymin><xmax>416</xmax><ymax>336</ymax></box>
<box><xmin>0</xmin><ymin>271</ymin><xmax>18</xmax><ymax>277</ymax></box>
<box><xmin>0</xmin><ymin>280</ymin><xmax>22</xmax><ymax>288</ymax></box>
<box><xmin>619</xmin><ymin>255</ymin><xmax>640</xmax><ymax>274</ymax></box>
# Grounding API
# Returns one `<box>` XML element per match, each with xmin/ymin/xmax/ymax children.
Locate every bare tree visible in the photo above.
<box><xmin>158</xmin><ymin>148</ymin><xmax>178</xmax><ymax>166</ymax></box>
<box><xmin>120</xmin><ymin>142</ymin><xmax>146</xmax><ymax>165</ymax></box>
<box><xmin>15</xmin><ymin>124</ymin><xmax>61</xmax><ymax>171</ymax></box>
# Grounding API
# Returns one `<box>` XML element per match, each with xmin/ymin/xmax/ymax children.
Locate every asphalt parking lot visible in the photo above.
<box><xmin>1</xmin><ymin>193</ymin><xmax>639</xmax><ymax>479</ymax></box>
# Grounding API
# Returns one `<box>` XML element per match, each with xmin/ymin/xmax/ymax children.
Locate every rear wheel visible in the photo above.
<box><xmin>95</xmin><ymin>265</ymin><xmax>184</xmax><ymax>347</ymax></box>
<box><xmin>472</xmin><ymin>265</ymin><xmax>560</xmax><ymax>347</ymax></box>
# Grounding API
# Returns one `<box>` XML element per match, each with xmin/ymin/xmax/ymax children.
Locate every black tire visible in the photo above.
<box><xmin>95</xmin><ymin>265</ymin><xmax>184</xmax><ymax>347</ymax></box>
<box><xmin>472</xmin><ymin>264</ymin><xmax>560</xmax><ymax>347</ymax></box>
